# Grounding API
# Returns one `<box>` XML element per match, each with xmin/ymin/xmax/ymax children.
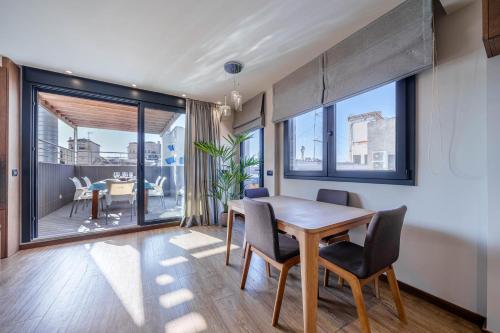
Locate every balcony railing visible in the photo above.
<box><xmin>37</xmin><ymin>139</ymin><xmax>162</xmax><ymax>166</ymax></box>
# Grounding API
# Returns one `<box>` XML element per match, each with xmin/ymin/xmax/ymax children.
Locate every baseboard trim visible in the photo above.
<box><xmin>19</xmin><ymin>221</ymin><xmax>179</xmax><ymax>250</ymax></box>
<box><xmin>379</xmin><ymin>275</ymin><xmax>486</xmax><ymax>329</ymax></box>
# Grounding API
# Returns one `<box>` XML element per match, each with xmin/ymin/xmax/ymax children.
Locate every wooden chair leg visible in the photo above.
<box><xmin>240</xmin><ymin>245</ymin><xmax>253</xmax><ymax>290</ymax></box>
<box><xmin>338</xmin><ymin>277</ymin><xmax>344</xmax><ymax>288</ymax></box>
<box><xmin>387</xmin><ymin>267</ymin><xmax>407</xmax><ymax>323</ymax></box>
<box><xmin>324</xmin><ymin>269</ymin><xmax>330</xmax><ymax>287</ymax></box>
<box><xmin>349</xmin><ymin>278</ymin><xmax>371</xmax><ymax>333</ymax></box>
<box><xmin>374</xmin><ymin>276</ymin><xmax>380</xmax><ymax>299</ymax></box>
<box><xmin>266</xmin><ymin>262</ymin><xmax>272</xmax><ymax>278</ymax></box>
<box><xmin>272</xmin><ymin>264</ymin><xmax>290</xmax><ymax>326</ymax></box>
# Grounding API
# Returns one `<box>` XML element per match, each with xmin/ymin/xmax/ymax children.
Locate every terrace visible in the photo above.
<box><xmin>36</xmin><ymin>92</ymin><xmax>184</xmax><ymax>239</ymax></box>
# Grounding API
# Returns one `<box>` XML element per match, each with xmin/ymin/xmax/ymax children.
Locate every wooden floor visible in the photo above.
<box><xmin>38</xmin><ymin>197</ymin><xmax>182</xmax><ymax>239</ymax></box>
<box><xmin>0</xmin><ymin>220</ymin><xmax>480</xmax><ymax>333</ymax></box>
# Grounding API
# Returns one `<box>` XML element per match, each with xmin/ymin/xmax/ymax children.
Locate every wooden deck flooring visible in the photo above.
<box><xmin>0</xmin><ymin>220</ymin><xmax>480</xmax><ymax>333</ymax></box>
<box><xmin>38</xmin><ymin>196</ymin><xmax>182</xmax><ymax>239</ymax></box>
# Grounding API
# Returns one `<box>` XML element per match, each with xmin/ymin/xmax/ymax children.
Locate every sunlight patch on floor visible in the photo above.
<box><xmin>164</xmin><ymin>312</ymin><xmax>207</xmax><ymax>333</ymax></box>
<box><xmin>156</xmin><ymin>274</ymin><xmax>175</xmax><ymax>286</ymax></box>
<box><xmin>169</xmin><ymin>230</ymin><xmax>223</xmax><ymax>251</ymax></box>
<box><xmin>89</xmin><ymin>242</ymin><xmax>145</xmax><ymax>326</ymax></box>
<box><xmin>159</xmin><ymin>288</ymin><xmax>194</xmax><ymax>309</ymax></box>
<box><xmin>190</xmin><ymin>244</ymin><xmax>239</xmax><ymax>259</ymax></box>
<box><xmin>160</xmin><ymin>256</ymin><xmax>189</xmax><ymax>267</ymax></box>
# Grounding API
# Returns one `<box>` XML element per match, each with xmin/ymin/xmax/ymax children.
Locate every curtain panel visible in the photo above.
<box><xmin>181</xmin><ymin>99</ymin><xmax>220</xmax><ymax>227</ymax></box>
<box><xmin>272</xmin><ymin>0</ymin><xmax>433</xmax><ymax>123</ymax></box>
<box><xmin>233</xmin><ymin>92</ymin><xmax>265</xmax><ymax>134</ymax></box>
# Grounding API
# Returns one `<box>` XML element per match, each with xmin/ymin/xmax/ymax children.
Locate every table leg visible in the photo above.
<box><xmin>297</xmin><ymin>231</ymin><xmax>320</xmax><ymax>333</ymax></box>
<box><xmin>225</xmin><ymin>208</ymin><xmax>234</xmax><ymax>266</ymax></box>
<box><xmin>91</xmin><ymin>190</ymin><xmax>99</xmax><ymax>219</ymax></box>
<box><xmin>144</xmin><ymin>189</ymin><xmax>149</xmax><ymax>214</ymax></box>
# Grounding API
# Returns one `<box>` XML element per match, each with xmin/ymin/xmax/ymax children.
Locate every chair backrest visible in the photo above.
<box><xmin>243</xmin><ymin>198</ymin><xmax>280</xmax><ymax>261</ymax></box>
<box><xmin>155</xmin><ymin>176</ymin><xmax>161</xmax><ymax>185</ymax></box>
<box><xmin>69</xmin><ymin>177</ymin><xmax>84</xmax><ymax>190</ymax></box>
<box><xmin>244</xmin><ymin>187</ymin><xmax>269</xmax><ymax>199</ymax></box>
<box><xmin>316</xmin><ymin>189</ymin><xmax>349</xmax><ymax>206</ymax></box>
<box><xmin>361</xmin><ymin>205</ymin><xmax>407</xmax><ymax>277</ymax></box>
<box><xmin>82</xmin><ymin>176</ymin><xmax>92</xmax><ymax>188</ymax></box>
<box><xmin>107</xmin><ymin>181</ymin><xmax>135</xmax><ymax>196</ymax></box>
<box><xmin>159</xmin><ymin>176</ymin><xmax>167</xmax><ymax>188</ymax></box>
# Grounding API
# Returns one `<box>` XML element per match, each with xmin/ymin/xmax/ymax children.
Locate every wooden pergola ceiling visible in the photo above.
<box><xmin>38</xmin><ymin>92</ymin><xmax>178</xmax><ymax>134</ymax></box>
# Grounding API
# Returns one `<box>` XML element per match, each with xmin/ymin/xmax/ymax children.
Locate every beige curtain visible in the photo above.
<box><xmin>181</xmin><ymin>99</ymin><xmax>220</xmax><ymax>227</ymax></box>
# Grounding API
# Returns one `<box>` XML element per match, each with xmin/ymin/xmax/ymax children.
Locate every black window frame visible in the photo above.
<box><xmin>284</xmin><ymin>76</ymin><xmax>415</xmax><ymax>186</ymax></box>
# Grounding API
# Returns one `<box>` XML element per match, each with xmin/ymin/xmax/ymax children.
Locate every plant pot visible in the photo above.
<box><xmin>219</xmin><ymin>212</ymin><xmax>228</xmax><ymax>227</ymax></box>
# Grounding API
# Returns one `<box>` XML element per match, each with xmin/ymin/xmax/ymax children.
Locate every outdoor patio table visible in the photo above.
<box><xmin>88</xmin><ymin>180</ymin><xmax>155</xmax><ymax>219</ymax></box>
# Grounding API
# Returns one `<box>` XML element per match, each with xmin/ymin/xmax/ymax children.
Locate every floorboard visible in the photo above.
<box><xmin>0</xmin><ymin>220</ymin><xmax>481</xmax><ymax>333</ymax></box>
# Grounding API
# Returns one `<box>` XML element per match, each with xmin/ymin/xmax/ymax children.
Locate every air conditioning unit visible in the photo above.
<box><xmin>372</xmin><ymin>151</ymin><xmax>388</xmax><ymax>170</ymax></box>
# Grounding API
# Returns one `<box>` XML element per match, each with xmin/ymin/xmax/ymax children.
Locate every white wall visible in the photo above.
<box><xmin>262</xmin><ymin>1</ymin><xmax>490</xmax><ymax>316</ymax></box>
<box><xmin>486</xmin><ymin>54</ymin><xmax>500</xmax><ymax>332</ymax></box>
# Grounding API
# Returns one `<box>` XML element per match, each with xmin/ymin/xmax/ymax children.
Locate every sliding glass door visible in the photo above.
<box><xmin>141</xmin><ymin>104</ymin><xmax>185</xmax><ymax>224</ymax></box>
<box><xmin>240</xmin><ymin>128</ymin><xmax>264</xmax><ymax>189</ymax></box>
<box><xmin>35</xmin><ymin>92</ymin><xmax>139</xmax><ymax>239</ymax></box>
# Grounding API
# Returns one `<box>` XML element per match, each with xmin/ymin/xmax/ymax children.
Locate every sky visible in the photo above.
<box><xmin>294</xmin><ymin>82</ymin><xmax>396</xmax><ymax>162</ymax></box>
<box><xmin>58</xmin><ymin>114</ymin><xmax>185</xmax><ymax>152</ymax></box>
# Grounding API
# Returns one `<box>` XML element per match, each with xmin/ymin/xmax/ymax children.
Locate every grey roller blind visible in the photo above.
<box><xmin>323</xmin><ymin>0</ymin><xmax>433</xmax><ymax>105</ymax></box>
<box><xmin>272</xmin><ymin>55</ymin><xmax>323</xmax><ymax>123</ymax></box>
<box><xmin>234</xmin><ymin>92</ymin><xmax>265</xmax><ymax>134</ymax></box>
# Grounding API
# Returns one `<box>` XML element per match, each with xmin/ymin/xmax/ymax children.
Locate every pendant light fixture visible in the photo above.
<box><xmin>224</xmin><ymin>61</ymin><xmax>243</xmax><ymax>112</ymax></box>
<box><xmin>219</xmin><ymin>95</ymin><xmax>232</xmax><ymax>118</ymax></box>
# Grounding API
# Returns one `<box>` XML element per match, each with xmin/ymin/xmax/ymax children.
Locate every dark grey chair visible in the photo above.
<box><xmin>319</xmin><ymin>206</ymin><xmax>408</xmax><ymax>333</ymax></box>
<box><xmin>240</xmin><ymin>199</ymin><xmax>300</xmax><ymax>327</ymax></box>
<box><xmin>244</xmin><ymin>187</ymin><xmax>269</xmax><ymax>198</ymax></box>
<box><xmin>317</xmin><ymin>189</ymin><xmax>350</xmax><ymax>243</ymax></box>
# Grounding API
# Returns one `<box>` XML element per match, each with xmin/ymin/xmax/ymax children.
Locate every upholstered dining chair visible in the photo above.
<box><xmin>242</xmin><ymin>187</ymin><xmax>271</xmax><ymax>275</ymax></box>
<box><xmin>319</xmin><ymin>206</ymin><xmax>408</xmax><ymax>333</ymax></box>
<box><xmin>240</xmin><ymin>199</ymin><xmax>300</xmax><ymax>327</ymax></box>
<box><xmin>244</xmin><ymin>187</ymin><xmax>269</xmax><ymax>198</ymax></box>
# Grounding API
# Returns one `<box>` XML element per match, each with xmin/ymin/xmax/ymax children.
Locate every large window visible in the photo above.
<box><xmin>284</xmin><ymin>77</ymin><xmax>415</xmax><ymax>185</ymax></box>
<box><xmin>240</xmin><ymin>128</ymin><xmax>264</xmax><ymax>189</ymax></box>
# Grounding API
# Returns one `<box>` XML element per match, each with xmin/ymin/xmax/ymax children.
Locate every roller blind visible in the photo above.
<box><xmin>272</xmin><ymin>55</ymin><xmax>324</xmax><ymax>123</ymax></box>
<box><xmin>234</xmin><ymin>92</ymin><xmax>265</xmax><ymax>134</ymax></box>
<box><xmin>323</xmin><ymin>0</ymin><xmax>433</xmax><ymax>105</ymax></box>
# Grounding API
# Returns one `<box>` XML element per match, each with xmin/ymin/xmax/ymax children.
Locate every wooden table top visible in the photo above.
<box><xmin>228</xmin><ymin>195</ymin><xmax>375</xmax><ymax>233</ymax></box>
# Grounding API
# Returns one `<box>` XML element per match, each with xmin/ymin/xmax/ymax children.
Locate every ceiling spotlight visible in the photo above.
<box><xmin>131</xmin><ymin>83</ymin><xmax>137</xmax><ymax>88</ymax></box>
<box><xmin>182</xmin><ymin>94</ymin><xmax>187</xmax><ymax>97</ymax></box>
<box><xmin>64</xmin><ymin>70</ymin><xmax>73</xmax><ymax>74</ymax></box>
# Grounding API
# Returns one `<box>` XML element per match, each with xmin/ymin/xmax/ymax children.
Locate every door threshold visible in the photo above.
<box><xmin>20</xmin><ymin>221</ymin><xmax>180</xmax><ymax>250</ymax></box>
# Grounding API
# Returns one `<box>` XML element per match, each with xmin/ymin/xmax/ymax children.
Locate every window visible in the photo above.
<box><xmin>284</xmin><ymin>77</ymin><xmax>415</xmax><ymax>185</ymax></box>
<box><xmin>240</xmin><ymin>128</ymin><xmax>264</xmax><ymax>189</ymax></box>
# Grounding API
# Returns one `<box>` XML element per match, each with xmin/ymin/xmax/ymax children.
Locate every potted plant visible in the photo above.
<box><xmin>194</xmin><ymin>133</ymin><xmax>260</xmax><ymax>226</ymax></box>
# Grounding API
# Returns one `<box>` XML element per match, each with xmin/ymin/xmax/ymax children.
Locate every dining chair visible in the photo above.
<box><xmin>319</xmin><ymin>206</ymin><xmax>408</xmax><ymax>333</ymax></box>
<box><xmin>240</xmin><ymin>199</ymin><xmax>300</xmax><ymax>327</ymax></box>
<box><xmin>104</xmin><ymin>180</ymin><xmax>136</xmax><ymax>223</ymax></box>
<box><xmin>149</xmin><ymin>176</ymin><xmax>167</xmax><ymax>207</ymax></box>
<box><xmin>244</xmin><ymin>187</ymin><xmax>269</xmax><ymax>198</ymax></box>
<box><xmin>69</xmin><ymin>177</ymin><xmax>95</xmax><ymax>217</ymax></box>
<box><xmin>242</xmin><ymin>187</ymin><xmax>271</xmax><ymax>275</ymax></box>
<box><xmin>82</xmin><ymin>176</ymin><xmax>92</xmax><ymax>188</ymax></box>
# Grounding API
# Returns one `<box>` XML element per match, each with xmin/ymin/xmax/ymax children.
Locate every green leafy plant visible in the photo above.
<box><xmin>195</xmin><ymin>133</ymin><xmax>260</xmax><ymax>213</ymax></box>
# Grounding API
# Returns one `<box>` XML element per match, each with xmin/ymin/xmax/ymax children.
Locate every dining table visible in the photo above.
<box><xmin>88</xmin><ymin>179</ymin><xmax>155</xmax><ymax>219</ymax></box>
<box><xmin>225</xmin><ymin>195</ymin><xmax>375</xmax><ymax>333</ymax></box>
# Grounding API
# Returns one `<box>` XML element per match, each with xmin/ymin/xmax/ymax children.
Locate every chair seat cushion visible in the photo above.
<box><xmin>319</xmin><ymin>241</ymin><xmax>367</xmax><ymax>278</ymax></box>
<box><xmin>277</xmin><ymin>234</ymin><xmax>299</xmax><ymax>262</ymax></box>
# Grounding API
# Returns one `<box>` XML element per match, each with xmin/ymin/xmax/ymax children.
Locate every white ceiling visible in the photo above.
<box><xmin>0</xmin><ymin>0</ymin><xmax>474</xmax><ymax>103</ymax></box>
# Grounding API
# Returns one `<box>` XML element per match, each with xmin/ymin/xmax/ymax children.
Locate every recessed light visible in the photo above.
<box><xmin>131</xmin><ymin>84</ymin><xmax>137</xmax><ymax>88</ymax></box>
<box><xmin>182</xmin><ymin>94</ymin><xmax>187</xmax><ymax>97</ymax></box>
<box><xmin>64</xmin><ymin>70</ymin><xmax>72</xmax><ymax>74</ymax></box>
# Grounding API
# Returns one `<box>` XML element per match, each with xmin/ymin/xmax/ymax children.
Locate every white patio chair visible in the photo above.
<box><xmin>82</xmin><ymin>176</ymin><xmax>92</xmax><ymax>188</ymax></box>
<box><xmin>69</xmin><ymin>177</ymin><xmax>100</xmax><ymax>217</ymax></box>
<box><xmin>104</xmin><ymin>180</ymin><xmax>136</xmax><ymax>223</ymax></box>
<box><xmin>149</xmin><ymin>176</ymin><xmax>166</xmax><ymax>208</ymax></box>
<box><xmin>154</xmin><ymin>176</ymin><xmax>161</xmax><ymax>186</ymax></box>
